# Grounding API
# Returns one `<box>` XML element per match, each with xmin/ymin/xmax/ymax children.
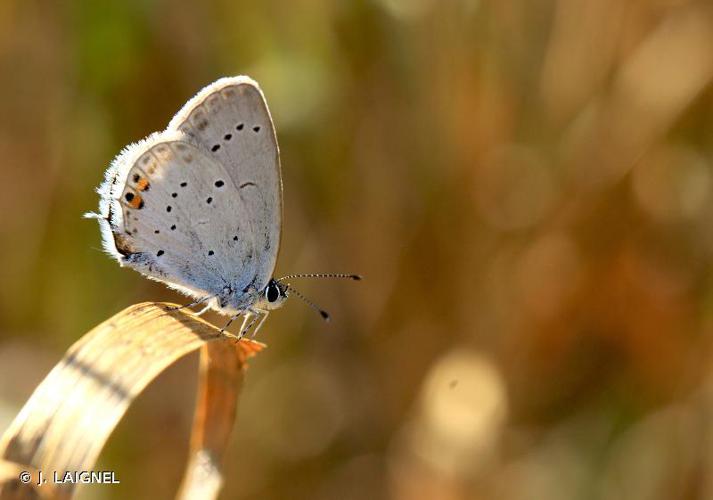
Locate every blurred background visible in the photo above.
<box><xmin>1</xmin><ymin>0</ymin><xmax>713</xmax><ymax>498</ymax></box>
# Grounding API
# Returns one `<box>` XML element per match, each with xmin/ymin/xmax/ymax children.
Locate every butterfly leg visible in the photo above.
<box><xmin>194</xmin><ymin>303</ymin><xmax>212</xmax><ymax>316</ymax></box>
<box><xmin>237</xmin><ymin>313</ymin><xmax>252</xmax><ymax>337</ymax></box>
<box><xmin>250</xmin><ymin>311</ymin><xmax>269</xmax><ymax>338</ymax></box>
<box><xmin>167</xmin><ymin>295</ymin><xmax>212</xmax><ymax>312</ymax></box>
<box><xmin>237</xmin><ymin>313</ymin><xmax>260</xmax><ymax>340</ymax></box>
<box><xmin>221</xmin><ymin>311</ymin><xmax>245</xmax><ymax>334</ymax></box>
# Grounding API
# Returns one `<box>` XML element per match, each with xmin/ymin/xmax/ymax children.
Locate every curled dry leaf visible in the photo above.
<box><xmin>0</xmin><ymin>302</ymin><xmax>264</xmax><ymax>500</ymax></box>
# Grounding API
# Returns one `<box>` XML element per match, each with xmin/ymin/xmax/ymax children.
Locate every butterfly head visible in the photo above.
<box><xmin>257</xmin><ymin>279</ymin><xmax>289</xmax><ymax>311</ymax></box>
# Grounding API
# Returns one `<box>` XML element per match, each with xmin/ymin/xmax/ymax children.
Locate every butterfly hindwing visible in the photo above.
<box><xmin>103</xmin><ymin>134</ymin><xmax>259</xmax><ymax>299</ymax></box>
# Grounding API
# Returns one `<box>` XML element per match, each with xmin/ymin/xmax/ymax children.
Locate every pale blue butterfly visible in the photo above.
<box><xmin>87</xmin><ymin>76</ymin><xmax>360</xmax><ymax>338</ymax></box>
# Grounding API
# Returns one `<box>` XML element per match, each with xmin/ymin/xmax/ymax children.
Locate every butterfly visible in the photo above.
<box><xmin>87</xmin><ymin>76</ymin><xmax>359</xmax><ymax>339</ymax></box>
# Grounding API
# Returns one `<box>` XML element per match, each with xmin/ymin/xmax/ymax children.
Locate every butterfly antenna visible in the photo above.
<box><xmin>277</xmin><ymin>273</ymin><xmax>362</xmax><ymax>281</ymax></box>
<box><xmin>284</xmin><ymin>284</ymin><xmax>331</xmax><ymax>322</ymax></box>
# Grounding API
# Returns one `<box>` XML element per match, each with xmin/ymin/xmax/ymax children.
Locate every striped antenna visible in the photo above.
<box><xmin>277</xmin><ymin>273</ymin><xmax>362</xmax><ymax>281</ymax></box>
<box><xmin>284</xmin><ymin>284</ymin><xmax>330</xmax><ymax>321</ymax></box>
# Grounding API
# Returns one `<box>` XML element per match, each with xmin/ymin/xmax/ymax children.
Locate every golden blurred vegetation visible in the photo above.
<box><xmin>1</xmin><ymin>0</ymin><xmax>713</xmax><ymax>498</ymax></box>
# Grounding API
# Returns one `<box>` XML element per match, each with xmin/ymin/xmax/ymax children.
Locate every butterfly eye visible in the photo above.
<box><xmin>266</xmin><ymin>283</ymin><xmax>280</xmax><ymax>303</ymax></box>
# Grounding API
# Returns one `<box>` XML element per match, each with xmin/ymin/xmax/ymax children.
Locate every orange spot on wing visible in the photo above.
<box><xmin>136</xmin><ymin>178</ymin><xmax>150</xmax><ymax>191</ymax></box>
<box><xmin>129</xmin><ymin>194</ymin><xmax>143</xmax><ymax>209</ymax></box>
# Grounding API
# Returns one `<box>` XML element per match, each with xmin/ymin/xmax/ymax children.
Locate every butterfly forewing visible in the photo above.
<box><xmin>168</xmin><ymin>77</ymin><xmax>283</xmax><ymax>292</ymax></box>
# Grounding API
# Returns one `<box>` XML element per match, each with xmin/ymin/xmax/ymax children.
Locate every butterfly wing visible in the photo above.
<box><xmin>168</xmin><ymin>76</ymin><xmax>283</xmax><ymax>293</ymax></box>
<box><xmin>96</xmin><ymin>131</ymin><xmax>259</xmax><ymax>301</ymax></box>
